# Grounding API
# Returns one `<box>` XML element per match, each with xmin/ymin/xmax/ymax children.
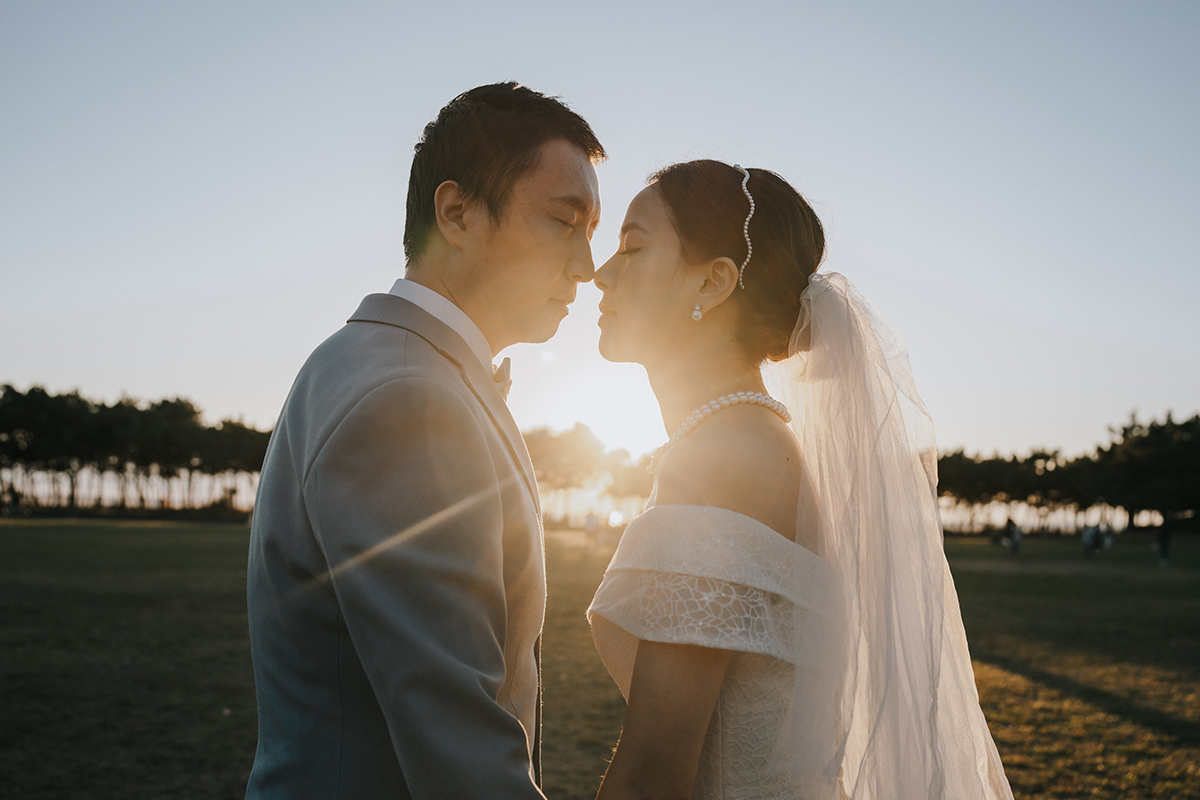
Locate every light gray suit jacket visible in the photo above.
<box><xmin>245</xmin><ymin>294</ymin><xmax>546</xmax><ymax>799</ymax></box>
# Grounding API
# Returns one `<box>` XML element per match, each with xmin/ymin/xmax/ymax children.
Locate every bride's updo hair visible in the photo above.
<box><xmin>649</xmin><ymin>160</ymin><xmax>825</xmax><ymax>363</ymax></box>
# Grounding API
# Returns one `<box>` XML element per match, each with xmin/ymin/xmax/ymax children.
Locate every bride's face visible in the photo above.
<box><xmin>595</xmin><ymin>186</ymin><xmax>695</xmax><ymax>364</ymax></box>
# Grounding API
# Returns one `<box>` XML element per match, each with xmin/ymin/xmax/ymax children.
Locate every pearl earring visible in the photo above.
<box><xmin>691</xmin><ymin>303</ymin><xmax>703</xmax><ymax>322</ymax></box>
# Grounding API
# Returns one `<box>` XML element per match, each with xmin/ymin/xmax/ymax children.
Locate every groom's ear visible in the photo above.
<box><xmin>433</xmin><ymin>180</ymin><xmax>473</xmax><ymax>250</ymax></box>
<box><xmin>696</xmin><ymin>256</ymin><xmax>740</xmax><ymax>309</ymax></box>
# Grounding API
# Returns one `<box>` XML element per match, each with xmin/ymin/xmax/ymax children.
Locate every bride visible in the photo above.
<box><xmin>586</xmin><ymin>160</ymin><xmax>1014</xmax><ymax>800</ymax></box>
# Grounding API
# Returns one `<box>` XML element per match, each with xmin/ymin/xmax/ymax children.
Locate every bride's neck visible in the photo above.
<box><xmin>644</xmin><ymin>348</ymin><xmax>766</xmax><ymax>436</ymax></box>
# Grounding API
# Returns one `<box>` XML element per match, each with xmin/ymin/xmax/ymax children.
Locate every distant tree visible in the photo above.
<box><xmin>202</xmin><ymin>419</ymin><xmax>272</xmax><ymax>506</ymax></box>
<box><xmin>95</xmin><ymin>397</ymin><xmax>144</xmax><ymax>508</ymax></box>
<box><xmin>0</xmin><ymin>385</ymin><xmax>273</xmax><ymax>513</ymax></box>
<box><xmin>1096</xmin><ymin>413</ymin><xmax>1200</xmax><ymax>520</ymax></box>
<box><xmin>0</xmin><ymin>386</ymin><xmax>83</xmax><ymax>507</ymax></box>
<box><xmin>1055</xmin><ymin>453</ymin><xmax>1106</xmax><ymax>517</ymax></box>
<box><xmin>936</xmin><ymin>450</ymin><xmax>1030</xmax><ymax>529</ymax></box>
<box><xmin>524</xmin><ymin>423</ymin><xmax>606</xmax><ymax>520</ymax></box>
<box><xmin>604</xmin><ymin>449</ymin><xmax>653</xmax><ymax>503</ymax></box>
<box><xmin>206</xmin><ymin>419</ymin><xmax>271</xmax><ymax>473</ymax></box>
<box><xmin>0</xmin><ymin>385</ymin><xmax>31</xmax><ymax>507</ymax></box>
<box><xmin>525</xmin><ymin>423</ymin><xmax>605</xmax><ymax>490</ymax></box>
<box><xmin>1019</xmin><ymin>449</ymin><xmax>1067</xmax><ymax>531</ymax></box>
<box><xmin>935</xmin><ymin>412</ymin><xmax>1199</xmax><ymax>534</ymax></box>
<box><xmin>139</xmin><ymin>398</ymin><xmax>204</xmax><ymax>508</ymax></box>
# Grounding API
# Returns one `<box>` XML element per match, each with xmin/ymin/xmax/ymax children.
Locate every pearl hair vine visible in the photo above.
<box><xmin>733</xmin><ymin>164</ymin><xmax>755</xmax><ymax>289</ymax></box>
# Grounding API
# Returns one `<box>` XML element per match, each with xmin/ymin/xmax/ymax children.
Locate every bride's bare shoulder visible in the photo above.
<box><xmin>654</xmin><ymin>407</ymin><xmax>802</xmax><ymax>540</ymax></box>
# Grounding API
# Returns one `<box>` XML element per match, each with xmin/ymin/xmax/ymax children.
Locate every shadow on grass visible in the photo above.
<box><xmin>974</xmin><ymin>651</ymin><xmax>1200</xmax><ymax>747</ymax></box>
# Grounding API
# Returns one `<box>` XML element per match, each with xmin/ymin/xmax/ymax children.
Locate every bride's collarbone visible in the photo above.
<box><xmin>653</xmin><ymin>415</ymin><xmax>801</xmax><ymax>541</ymax></box>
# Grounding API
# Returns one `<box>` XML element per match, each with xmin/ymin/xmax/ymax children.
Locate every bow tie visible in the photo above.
<box><xmin>493</xmin><ymin>357</ymin><xmax>512</xmax><ymax>401</ymax></box>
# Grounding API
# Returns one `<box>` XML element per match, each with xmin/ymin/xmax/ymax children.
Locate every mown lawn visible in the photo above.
<box><xmin>1</xmin><ymin>520</ymin><xmax>1196</xmax><ymax>799</ymax></box>
<box><xmin>945</xmin><ymin>533</ymin><xmax>1200</xmax><ymax>799</ymax></box>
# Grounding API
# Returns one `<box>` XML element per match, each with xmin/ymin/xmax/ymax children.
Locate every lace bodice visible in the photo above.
<box><xmin>587</xmin><ymin>504</ymin><xmax>839</xmax><ymax>800</ymax></box>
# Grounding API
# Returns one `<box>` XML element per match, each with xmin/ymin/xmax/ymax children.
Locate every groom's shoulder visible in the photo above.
<box><xmin>307</xmin><ymin>294</ymin><xmax>461</xmax><ymax>382</ymax></box>
<box><xmin>282</xmin><ymin>296</ymin><xmax>472</xmax><ymax>428</ymax></box>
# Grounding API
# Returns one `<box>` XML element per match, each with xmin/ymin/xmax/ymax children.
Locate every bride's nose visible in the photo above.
<box><xmin>595</xmin><ymin>254</ymin><xmax>616</xmax><ymax>292</ymax></box>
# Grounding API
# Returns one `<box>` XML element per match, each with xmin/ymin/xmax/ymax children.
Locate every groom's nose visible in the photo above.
<box><xmin>567</xmin><ymin>244</ymin><xmax>596</xmax><ymax>284</ymax></box>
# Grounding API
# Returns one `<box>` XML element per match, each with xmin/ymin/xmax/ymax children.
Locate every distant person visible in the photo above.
<box><xmin>1007</xmin><ymin>520</ymin><xmax>1023</xmax><ymax>556</ymax></box>
<box><xmin>584</xmin><ymin>510</ymin><xmax>600</xmax><ymax>547</ymax></box>
<box><xmin>244</xmin><ymin>83</ymin><xmax>604</xmax><ymax>799</ymax></box>
<box><xmin>1083</xmin><ymin>524</ymin><xmax>1099</xmax><ymax>558</ymax></box>
<box><xmin>1159</xmin><ymin>518</ymin><xmax>1173</xmax><ymax>567</ymax></box>
<box><xmin>586</xmin><ymin>161</ymin><xmax>1012</xmax><ymax>798</ymax></box>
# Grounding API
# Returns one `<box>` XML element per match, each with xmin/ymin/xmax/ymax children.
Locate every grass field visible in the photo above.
<box><xmin>1</xmin><ymin>520</ymin><xmax>1197</xmax><ymax>799</ymax></box>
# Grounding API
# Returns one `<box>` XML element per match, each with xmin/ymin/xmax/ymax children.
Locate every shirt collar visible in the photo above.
<box><xmin>388</xmin><ymin>278</ymin><xmax>496</xmax><ymax>375</ymax></box>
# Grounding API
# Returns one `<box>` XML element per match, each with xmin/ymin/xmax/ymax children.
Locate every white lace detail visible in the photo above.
<box><xmin>593</xmin><ymin>571</ymin><xmax>796</xmax><ymax>664</ymax></box>
<box><xmin>588</xmin><ymin>504</ymin><xmax>839</xmax><ymax>800</ymax></box>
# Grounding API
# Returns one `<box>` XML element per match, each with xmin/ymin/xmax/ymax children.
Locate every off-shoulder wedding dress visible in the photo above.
<box><xmin>588</xmin><ymin>273</ymin><xmax>1014</xmax><ymax>800</ymax></box>
<box><xmin>589</xmin><ymin>502</ymin><xmax>840</xmax><ymax>799</ymax></box>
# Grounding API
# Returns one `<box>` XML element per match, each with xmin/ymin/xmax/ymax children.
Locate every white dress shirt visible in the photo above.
<box><xmin>388</xmin><ymin>278</ymin><xmax>496</xmax><ymax>374</ymax></box>
<box><xmin>388</xmin><ymin>278</ymin><xmax>512</xmax><ymax>399</ymax></box>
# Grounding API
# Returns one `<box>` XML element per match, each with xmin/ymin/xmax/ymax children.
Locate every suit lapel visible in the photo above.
<box><xmin>348</xmin><ymin>294</ymin><xmax>542</xmax><ymax>515</ymax></box>
<box><xmin>457</xmin><ymin>361</ymin><xmax>542</xmax><ymax>516</ymax></box>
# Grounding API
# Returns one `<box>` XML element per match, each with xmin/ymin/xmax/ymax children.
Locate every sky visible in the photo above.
<box><xmin>3</xmin><ymin>1</ymin><xmax>1198</xmax><ymax>460</ymax></box>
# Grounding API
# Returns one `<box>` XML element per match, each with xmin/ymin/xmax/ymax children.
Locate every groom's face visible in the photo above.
<box><xmin>469</xmin><ymin>139</ymin><xmax>601</xmax><ymax>347</ymax></box>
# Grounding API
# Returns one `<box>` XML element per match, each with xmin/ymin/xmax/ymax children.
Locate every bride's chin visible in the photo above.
<box><xmin>597</xmin><ymin>338</ymin><xmax>618</xmax><ymax>363</ymax></box>
<box><xmin>597</xmin><ymin>334</ymin><xmax>629</xmax><ymax>364</ymax></box>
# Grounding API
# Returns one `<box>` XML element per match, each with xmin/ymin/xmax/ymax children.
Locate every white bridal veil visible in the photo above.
<box><xmin>763</xmin><ymin>272</ymin><xmax>1014</xmax><ymax>800</ymax></box>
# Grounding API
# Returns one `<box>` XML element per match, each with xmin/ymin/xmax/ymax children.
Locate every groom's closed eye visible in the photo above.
<box><xmin>549</xmin><ymin>196</ymin><xmax>600</xmax><ymax>235</ymax></box>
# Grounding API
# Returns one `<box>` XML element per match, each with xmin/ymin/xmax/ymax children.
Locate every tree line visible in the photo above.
<box><xmin>517</xmin><ymin>413</ymin><xmax>1198</xmax><ymax>533</ymax></box>
<box><xmin>2</xmin><ymin>384</ymin><xmax>1195</xmax><ymax>530</ymax></box>
<box><xmin>938</xmin><ymin>413</ymin><xmax>1198</xmax><ymax>531</ymax></box>
<box><xmin>0</xmin><ymin>385</ymin><xmax>270</xmax><ymax>513</ymax></box>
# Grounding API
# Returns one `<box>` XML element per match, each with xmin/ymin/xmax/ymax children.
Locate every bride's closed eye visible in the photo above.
<box><xmin>616</xmin><ymin>235</ymin><xmax>641</xmax><ymax>256</ymax></box>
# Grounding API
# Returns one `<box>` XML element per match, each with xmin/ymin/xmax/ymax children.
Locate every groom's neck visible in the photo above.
<box><xmin>404</xmin><ymin>263</ymin><xmax>501</xmax><ymax>357</ymax></box>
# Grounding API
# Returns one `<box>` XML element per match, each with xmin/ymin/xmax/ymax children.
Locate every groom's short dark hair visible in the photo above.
<box><xmin>403</xmin><ymin>82</ymin><xmax>606</xmax><ymax>261</ymax></box>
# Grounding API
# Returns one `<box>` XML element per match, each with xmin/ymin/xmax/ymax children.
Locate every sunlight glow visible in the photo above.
<box><xmin>505</xmin><ymin>284</ymin><xmax>666</xmax><ymax>458</ymax></box>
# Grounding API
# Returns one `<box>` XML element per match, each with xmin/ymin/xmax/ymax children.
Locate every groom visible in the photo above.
<box><xmin>245</xmin><ymin>83</ymin><xmax>604</xmax><ymax>799</ymax></box>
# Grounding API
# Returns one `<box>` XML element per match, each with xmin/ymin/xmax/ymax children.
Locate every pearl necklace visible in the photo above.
<box><xmin>647</xmin><ymin>391</ymin><xmax>791</xmax><ymax>473</ymax></box>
